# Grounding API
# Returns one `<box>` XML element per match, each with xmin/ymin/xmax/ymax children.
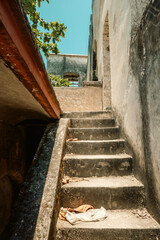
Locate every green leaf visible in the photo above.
<box><xmin>48</xmin><ymin>74</ymin><xmax>70</xmax><ymax>87</ymax></box>
<box><xmin>21</xmin><ymin>0</ymin><xmax>67</xmax><ymax>57</ymax></box>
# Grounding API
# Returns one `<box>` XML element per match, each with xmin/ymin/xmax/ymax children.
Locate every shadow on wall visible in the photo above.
<box><xmin>0</xmin><ymin>119</ymin><xmax>48</xmax><ymax>238</ymax></box>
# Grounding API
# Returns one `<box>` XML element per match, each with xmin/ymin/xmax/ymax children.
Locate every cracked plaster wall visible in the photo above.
<box><xmin>90</xmin><ymin>0</ymin><xmax>160</xmax><ymax>216</ymax></box>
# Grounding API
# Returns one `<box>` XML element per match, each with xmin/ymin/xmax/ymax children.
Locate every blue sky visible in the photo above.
<box><xmin>38</xmin><ymin>0</ymin><xmax>92</xmax><ymax>65</ymax></box>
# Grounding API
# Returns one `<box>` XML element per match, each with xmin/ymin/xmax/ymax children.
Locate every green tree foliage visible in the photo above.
<box><xmin>22</xmin><ymin>0</ymin><xmax>67</xmax><ymax>57</ymax></box>
<box><xmin>48</xmin><ymin>74</ymin><xmax>70</xmax><ymax>87</ymax></box>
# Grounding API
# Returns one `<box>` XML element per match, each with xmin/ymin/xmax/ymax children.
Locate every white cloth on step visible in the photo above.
<box><xmin>65</xmin><ymin>207</ymin><xmax>107</xmax><ymax>224</ymax></box>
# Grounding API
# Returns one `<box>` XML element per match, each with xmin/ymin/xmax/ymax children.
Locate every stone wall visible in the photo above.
<box><xmin>89</xmin><ymin>0</ymin><xmax>160</xmax><ymax>216</ymax></box>
<box><xmin>47</xmin><ymin>54</ymin><xmax>88</xmax><ymax>86</ymax></box>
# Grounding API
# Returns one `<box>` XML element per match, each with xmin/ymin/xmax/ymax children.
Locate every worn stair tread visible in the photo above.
<box><xmin>70</xmin><ymin>118</ymin><xmax>116</xmax><ymax>128</ymax></box>
<box><xmin>70</xmin><ymin>118</ymin><xmax>115</xmax><ymax>122</ymax></box>
<box><xmin>67</xmin><ymin>127</ymin><xmax>119</xmax><ymax>140</ymax></box>
<box><xmin>62</xmin><ymin>176</ymin><xmax>143</xmax><ymax>189</ymax></box>
<box><xmin>66</xmin><ymin>138</ymin><xmax>126</xmax><ymax>156</ymax></box>
<box><xmin>64</xmin><ymin>153</ymin><xmax>132</xmax><ymax>160</ymax></box>
<box><xmin>63</xmin><ymin>154</ymin><xmax>133</xmax><ymax>177</ymax></box>
<box><xmin>57</xmin><ymin>209</ymin><xmax>160</xmax><ymax>230</ymax></box>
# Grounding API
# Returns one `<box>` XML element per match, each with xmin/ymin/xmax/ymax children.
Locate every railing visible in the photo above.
<box><xmin>69</xmin><ymin>80</ymin><xmax>79</xmax><ymax>87</ymax></box>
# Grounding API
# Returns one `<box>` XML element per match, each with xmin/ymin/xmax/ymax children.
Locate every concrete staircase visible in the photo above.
<box><xmin>56</xmin><ymin>111</ymin><xmax>160</xmax><ymax>240</ymax></box>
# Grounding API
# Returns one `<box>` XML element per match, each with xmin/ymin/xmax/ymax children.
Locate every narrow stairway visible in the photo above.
<box><xmin>56</xmin><ymin>111</ymin><xmax>160</xmax><ymax>240</ymax></box>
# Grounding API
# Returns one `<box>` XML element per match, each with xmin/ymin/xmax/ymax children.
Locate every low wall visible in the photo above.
<box><xmin>54</xmin><ymin>82</ymin><xmax>103</xmax><ymax>113</ymax></box>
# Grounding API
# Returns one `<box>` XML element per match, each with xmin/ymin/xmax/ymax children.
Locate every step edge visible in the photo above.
<box><xmin>63</xmin><ymin>154</ymin><xmax>132</xmax><ymax>160</ymax></box>
<box><xmin>57</xmin><ymin>224</ymin><xmax>160</xmax><ymax>230</ymax></box>
<box><xmin>62</xmin><ymin>184</ymin><xmax>144</xmax><ymax>189</ymax></box>
<box><xmin>61</xmin><ymin>176</ymin><xmax>144</xmax><ymax>189</ymax></box>
<box><xmin>70</xmin><ymin>118</ymin><xmax>115</xmax><ymax>121</ymax></box>
<box><xmin>62</xmin><ymin>110</ymin><xmax>113</xmax><ymax>114</ymax></box>
<box><xmin>66</xmin><ymin>139</ymin><xmax>126</xmax><ymax>143</ymax></box>
<box><xmin>68</xmin><ymin>127</ymin><xmax>119</xmax><ymax>130</ymax></box>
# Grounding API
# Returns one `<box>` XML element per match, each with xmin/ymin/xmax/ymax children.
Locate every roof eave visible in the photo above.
<box><xmin>0</xmin><ymin>0</ymin><xmax>61</xmax><ymax>119</ymax></box>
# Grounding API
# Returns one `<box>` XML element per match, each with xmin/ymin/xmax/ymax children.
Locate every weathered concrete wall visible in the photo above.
<box><xmin>89</xmin><ymin>0</ymin><xmax>145</xmax><ymax>174</ymax></box>
<box><xmin>90</xmin><ymin>0</ymin><xmax>160</xmax><ymax>216</ymax></box>
<box><xmin>109</xmin><ymin>0</ymin><xmax>145</xmax><ymax>184</ymax></box>
<box><xmin>130</xmin><ymin>0</ymin><xmax>160</xmax><ymax>213</ymax></box>
<box><xmin>47</xmin><ymin>54</ymin><xmax>88</xmax><ymax>86</ymax></box>
<box><xmin>54</xmin><ymin>82</ymin><xmax>103</xmax><ymax>113</ymax></box>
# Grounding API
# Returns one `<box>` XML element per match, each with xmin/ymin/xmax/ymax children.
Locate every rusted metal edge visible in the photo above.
<box><xmin>0</xmin><ymin>0</ymin><xmax>61</xmax><ymax>119</ymax></box>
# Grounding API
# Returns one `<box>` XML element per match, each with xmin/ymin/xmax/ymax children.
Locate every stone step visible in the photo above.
<box><xmin>63</xmin><ymin>154</ymin><xmax>132</xmax><ymax>177</ymax></box>
<box><xmin>61</xmin><ymin>176</ymin><xmax>144</xmax><ymax>209</ymax></box>
<box><xmin>67</xmin><ymin>127</ymin><xmax>120</xmax><ymax>140</ymax></box>
<box><xmin>66</xmin><ymin>139</ymin><xmax>125</xmax><ymax>155</ymax></box>
<box><xmin>56</xmin><ymin>209</ymin><xmax>160</xmax><ymax>240</ymax></box>
<box><xmin>61</xmin><ymin>111</ymin><xmax>113</xmax><ymax>119</ymax></box>
<box><xmin>70</xmin><ymin>118</ymin><xmax>115</xmax><ymax>128</ymax></box>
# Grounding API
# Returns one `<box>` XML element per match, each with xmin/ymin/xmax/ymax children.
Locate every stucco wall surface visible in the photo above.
<box><xmin>47</xmin><ymin>54</ymin><xmax>87</xmax><ymax>86</ymax></box>
<box><xmin>130</xmin><ymin>0</ymin><xmax>160</xmax><ymax>213</ymax></box>
<box><xmin>109</xmin><ymin>0</ymin><xmax>145</xmax><ymax>178</ymax></box>
<box><xmin>54</xmin><ymin>85</ymin><xmax>102</xmax><ymax>112</ymax></box>
<box><xmin>90</xmin><ymin>0</ymin><xmax>160</xmax><ymax>215</ymax></box>
<box><xmin>91</xmin><ymin>0</ymin><xmax>147</xmax><ymax>177</ymax></box>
